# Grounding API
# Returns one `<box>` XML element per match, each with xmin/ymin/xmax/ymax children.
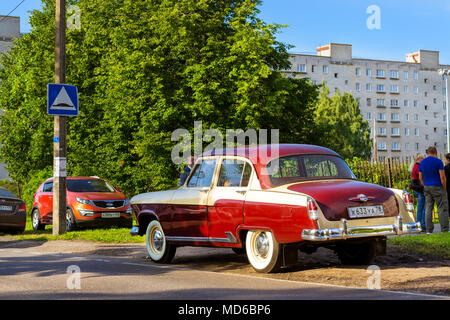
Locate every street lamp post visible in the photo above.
<box><xmin>439</xmin><ymin>69</ymin><xmax>450</xmax><ymax>153</ymax></box>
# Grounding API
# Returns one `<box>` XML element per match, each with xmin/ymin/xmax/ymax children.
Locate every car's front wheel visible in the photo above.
<box><xmin>145</xmin><ymin>220</ymin><xmax>176</xmax><ymax>263</ymax></box>
<box><xmin>245</xmin><ymin>230</ymin><xmax>281</xmax><ymax>273</ymax></box>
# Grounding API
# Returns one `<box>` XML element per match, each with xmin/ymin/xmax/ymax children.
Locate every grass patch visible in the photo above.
<box><xmin>388</xmin><ymin>232</ymin><xmax>450</xmax><ymax>259</ymax></box>
<box><xmin>12</xmin><ymin>227</ymin><xmax>145</xmax><ymax>243</ymax></box>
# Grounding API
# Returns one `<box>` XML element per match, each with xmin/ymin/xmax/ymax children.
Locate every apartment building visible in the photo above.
<box><xmin>0</xmin><ymin>16</ymin><xmax>20</xmax><ymax>180</ymax></box>
<box><xmin>284</xmin><ymin>43</ymin><xmax>450</xmax><ymax>161</ymax></box>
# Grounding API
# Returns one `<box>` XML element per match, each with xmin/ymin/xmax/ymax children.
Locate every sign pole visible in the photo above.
<box><xmin>53</xmin><ymin>0</ymin><xmax>67</xmax><ymax>235</ymax></box>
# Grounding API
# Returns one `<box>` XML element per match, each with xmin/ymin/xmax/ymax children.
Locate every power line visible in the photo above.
<box><xmin>0</xmin><ymin>0</ymin><xmax>26</xmax><ymax>25</ymax></box>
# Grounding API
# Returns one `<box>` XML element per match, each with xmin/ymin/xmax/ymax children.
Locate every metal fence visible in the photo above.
<box><xmin>347</xmin><ymin>157</ymin><xmax>439</xmax><ymax>220</ymax></box>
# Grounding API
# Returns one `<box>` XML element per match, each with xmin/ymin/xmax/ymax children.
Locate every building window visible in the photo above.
<box><xmin>377</xmin><ymin>142</ymin><xmax>387</xmax><ymax>150</ymax></box>
<box><xmin>391</xmin><ymin>113</ymin><xmax>400</xmax><ymax>121</ymax></box>
<box><xmin>404</xmin><ymin>85</ymin><xmax>409</xmax><ymax>93</ymax></box>
<box><xmin>377</xmin><ymin>99</ymin><xmax>385</xmax><ymax>106</ymax></box>
<box><xmin>356</xmin><ymin>83</ymin><xmax>361</xmax><ymax>91</ymax></box>
<box><xmin>367</xmin><ymin>98</ymin><xmax>372</xmax><ymax>106</ymax></box>
<box><xmin>312</xmin><ymin>65</ymin><xmax>317</xmax><ymax>73</ymax></box>
<box><xmin>404</xmin><ymin>100</ymin><xmax>409</xmax><ymax>107</ymax></box>
<box><xmin>392</xmin><ymin>142</ymin><xmax>400</xmax><ymax>150</ymax></box>
<box><xmin>297</xmin><ymin>64</ymin><xmax>306</xmax><ymax>72</ymax></box>
<box><xmin>366</xmin><ymin>83</ymin><xmax>372</xmax><ymax>92</ymax></box>
<box><xmin>415</xmin><ymin>143</ymin><xmax>419</xmax><ymax>150</ymax></box>
<box><xmin>323</xmin><ymin>65</ymin><xmax>328</xmax><ymax>74</ymax></box>
<box><xmin>377</xmin><ymin>113</ymin><xmax>386</xmax><ymax>121</ymax></box>
<box><xmin>390</xmin><ymin>85</ymin><xmax>399</xmax><ymax>93</ymax></box>
<box><xmin>414</xmin><ymin>100</ymin><xmax>418</xmax><ymax>107</ymax></box>
<box><xmin>390</xmin><ymin>71</ymin><xmax>399</xmax><ymax>79</ymax></box>
<box><xmin>356</xmin><ymin>68</ymin><xmax>361</xmax><ymax>76</ymax></box>
<box><xmin>445</xmin><ymin>129</ymin><xmax>448</xmax><ymax>136</ymax></box>
<box><xmin>404</xmin><ymin>71</ymin><xmax>408</xmax><ymax>80</ymax></box>
<box><xmin>390</xmin><ymin>99</ymin><xmax>399</xmax><ymax>107</ymax></box>
<box><xmin>376</xmin><ymin>84</ymin><xmax>385</xmax><ymax>92</ymax></box>
<box><xmin>391</xmin><ymin>128</ymin><xmax>400</xmax><ymax>136</ymax></box>
<box><xmin>413</xmin><ymin>71</ymin><xmax>418</xmax><ymax>80</ymax></box>
<box><xmin>366</xmin><ymin>112</ymin><xmax>372</xmax><ymax>120</ymax></box>
<box><xmin>433</xmin><ymin>98</ymin><xmax>437</xmax><ymax>104</ymax></box>
<box><xmin>414</xmin><ymin>87</ymin><xmax>419</xmax><ymax>94</ymax></box>
<box><xmin>334</xmin><ymin>73</ymin><xmax>338</xmax><ymax>78</ymax></box>
<box><xmin>366</xmin><ymin>69</ymin><xmax>372</xmax><ymax>77</ymax></box>
<box><xmin>377</xmin><ymin>127</ymin><xmax>386</xmax><ymax>135</ymax></box>
<box><xmin>376</xmin><ymin>69</ymin><xmax>385</xmax><ymax>78</ymax></box>
<box><xmin>404</xmin><ymin>114</ymin><xmax>409</xmax><ymax>121</ymax></box>
<box><xmin>414</xmin><ymin>128</ymin><xmax>420</xmax><ymax>136</ymax></box>
<box><xmin>414</xmin><ymin>114</ymin><xmax>419</xmax><ymax>121</ymax></box>
<box><xmin>405</xmin><ymin>128</ymin><xmax>410</xmax><ymax>135</ymax></box>
<box><xmin>405</xmin><ymin>143</ymin><xmax>410</xmax><ymax>150</ymax></box>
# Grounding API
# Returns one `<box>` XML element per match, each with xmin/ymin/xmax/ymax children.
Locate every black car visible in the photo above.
<box><xmin>0</xmin><ymin>187</ymin><xmax>26</xmax><ymax>234</ymax></box>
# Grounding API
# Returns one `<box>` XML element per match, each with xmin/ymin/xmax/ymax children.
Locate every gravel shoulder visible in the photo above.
<box><xmin>0</xmin><ymin>236</ymin><xmax>448</xmax><ymax>297</ymax></box>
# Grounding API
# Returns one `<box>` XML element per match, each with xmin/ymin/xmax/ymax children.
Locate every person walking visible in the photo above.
<box><xmin>419</xmin><ymin>146</ymin><xmax>450</xmax><ymax>234</ymax></box>
<box><xmin>410</xmin><ymin>154</ymin><xmax>426</xmax><ymax>231</ymax></box>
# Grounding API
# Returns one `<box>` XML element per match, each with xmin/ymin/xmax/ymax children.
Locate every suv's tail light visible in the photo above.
<box><xmin>307</xmin><ymin>197</ymin><xmax>319</xmax><ymax>220</ymax></box>
<box><xmin>402</xmin><ymin>191</ymin><xmax>414</xmax><ymax>212</ymax></box>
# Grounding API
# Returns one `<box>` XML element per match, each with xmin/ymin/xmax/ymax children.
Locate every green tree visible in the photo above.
<box><xmin>313</xmin><ymin>85</ymin><xmax>372</xmax><ymax>160</ymax></box>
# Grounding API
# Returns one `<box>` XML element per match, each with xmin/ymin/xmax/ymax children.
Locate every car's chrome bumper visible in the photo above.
<box><xmin>130</xmin><ymin>226</ymin><xmax>139</xmax><ymax>236</ymax></box>
<box><xmin>302</xmin><ymin>216</ymin><xmax>421</xmax><ymax>241</ymax></box>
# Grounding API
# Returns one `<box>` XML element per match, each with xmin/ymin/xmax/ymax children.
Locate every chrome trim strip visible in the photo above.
<box><xmin>165</xmin><ymin>236</ymin><xmax>233</xmax><ymax>243</ymax></box>
<box><xmin>302</xmin><ymin>219</ymin><xmax>421</xmax><ymax>241</ymax></box>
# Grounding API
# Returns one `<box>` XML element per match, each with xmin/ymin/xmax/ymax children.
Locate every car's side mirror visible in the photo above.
<box><xmin>116</xmin><ymin>188</ymin><xmax>122</xmax><ymax>192</ymax></box>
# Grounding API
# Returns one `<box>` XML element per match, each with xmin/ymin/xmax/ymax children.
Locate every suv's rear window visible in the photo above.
<box><xmin>67</xmin><ymin>179</ymin><xmax>115</xmax><ymax>192</ymax></box>
<box><xmin>266</xmin><ymin>154</ymin><xmax>356</xmax><ymax>186</ymax></box>
<box><xmin>0</xmin><ymin>188</ymin><xmax>17</xmax><ymax>198</ymax></box>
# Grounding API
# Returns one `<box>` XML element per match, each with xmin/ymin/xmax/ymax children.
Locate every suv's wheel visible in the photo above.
<box><xmin>245</xmin><ymin>230</ymin><xmax>281</xmax><ymax>273</ymax></box>
<box><xmin>145</xmin><ymin>220</ymin><xmax>176</xmax><ymax>263</ymax></box>
<box><xmin>31</xmin><ymin>209</ymin><xmax>45</xmax><ymax>231</ymax></box>
<box><xmin>336</xmin><ymin>240</ymin><xmax>376</xmax><ymax>265</ymax></box>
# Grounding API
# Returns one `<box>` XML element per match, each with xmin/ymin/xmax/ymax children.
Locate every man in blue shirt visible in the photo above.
<box><xmin>419</xmin><ymin>146</ymin><xmax>449</xmax><ymax>234</ymax></box>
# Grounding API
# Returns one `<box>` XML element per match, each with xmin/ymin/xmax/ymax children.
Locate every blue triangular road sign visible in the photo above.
<box><xmin>47</xmin><ymin>84</ymin><xmax>79</xmax><ymax>116</ymax></box>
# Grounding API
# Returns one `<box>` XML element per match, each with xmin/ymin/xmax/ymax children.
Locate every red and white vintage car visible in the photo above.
<box><xmin>130</xmin><ymin>144</ymin><xmax>421</xmax><ymax>273</ymax></box>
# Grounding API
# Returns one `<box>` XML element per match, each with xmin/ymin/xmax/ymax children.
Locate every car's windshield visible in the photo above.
<box><xmin>67</xmin><ymin>179</ymin><xmax>116</xmax><ymax>192</ymax></box>
<box><xmin>266</xmin><ymin>154</ymin><xmax>356</xmax><ymax>186</ymax></box>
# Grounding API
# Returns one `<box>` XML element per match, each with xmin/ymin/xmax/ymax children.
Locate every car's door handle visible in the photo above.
<box><xmin>49</xmin><ymin>196</ymin><xmax>53</xmax><ymax>199</ymax></box>
<box><xmin>235</xmin><ymin>190</ymin><xmax>247</xmax><ymax>195</ymax></box>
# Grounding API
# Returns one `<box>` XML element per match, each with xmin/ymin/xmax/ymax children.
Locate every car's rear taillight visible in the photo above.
<box><xmin>307</xmin><ymin>197</ymin><xmax>319</xmax><ymax>220</ymax></box>
<box><xmin>402</xmin><ymin>191</ymin><xmax>414</xmax><ymax>212</ymax></box>
<box><xmin>18</xmin><ymin>203</ymin><xmax>26</xmax><ymax>213</ymax></box>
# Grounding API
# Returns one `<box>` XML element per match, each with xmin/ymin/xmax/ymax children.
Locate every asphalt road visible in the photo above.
<box><xmin>0</xmin><ymin>243</ymin><xmax>447</xmax><ymax>300</ymax></box>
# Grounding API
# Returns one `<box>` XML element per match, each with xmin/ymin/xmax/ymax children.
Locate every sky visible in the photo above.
<box><xmin>2</xmin><ymin>0</ymin><xmax>450</xmax><ymax>64</ymax></box>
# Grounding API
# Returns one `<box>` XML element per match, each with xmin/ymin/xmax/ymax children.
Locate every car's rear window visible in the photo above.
<box><xmin>67</xmin><ymin>179</ymin><xmax>115</xmax><ymax>192</ymax></box>
<box><xmin>266</xmin><ymin>154</ymin><xmax>356</xmax><ymax>186</ymax></box>
<box><xmin>0</xmin><ymin>188</ymin><xmax>17</xmax><ymax>198</ymax></box>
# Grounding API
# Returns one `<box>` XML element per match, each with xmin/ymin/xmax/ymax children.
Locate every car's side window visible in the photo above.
<box><xmin>42</xmin><ymin>182</ymin><xmax>53</xmax><ymax>192</ymax></box>
<box><xmin>187</xmin><ymin>159</ymin><xmax>217</xmax><ymax>188</ymax></box>
<box><xmin>217</xmin><ymin>159</ymin><xmax>252</xmax><ymax>187</ymax></box>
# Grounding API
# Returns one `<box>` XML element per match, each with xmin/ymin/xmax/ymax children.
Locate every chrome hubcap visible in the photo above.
<box><xmin>152</xmin><ymin>229</ymin><xmax>164</xmax><ymax>252</ymax></box>
<box><xmin>32</xmin><ymin>212</ymin><xmax>38</xmax><ymax>227</ymax></box>
<box><xmin>255</xmin><ymin>232</ymin><xmax>269</xmax><ymax>258</ymax></box>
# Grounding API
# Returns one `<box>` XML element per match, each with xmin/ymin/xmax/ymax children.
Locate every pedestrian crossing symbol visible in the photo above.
<box><xmin>47</xmin><ymin>83</ymin><xmax>79</xmax><ymax>116</ymax></box>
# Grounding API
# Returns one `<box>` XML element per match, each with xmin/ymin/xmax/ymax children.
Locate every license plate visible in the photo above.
<box><xmin>0</xmin><ymin>205</ymin><xmax>13</xmax><ymax>211</ymax></box>
<box><xmin>348</xmin><ymin>205</ymin><xmax>384</xmax><ymax>218</ymax></box>
<box><xmin>101</xmin><ymin>212</ymin><xmax>120</xmax><ymax>218</ymax></box>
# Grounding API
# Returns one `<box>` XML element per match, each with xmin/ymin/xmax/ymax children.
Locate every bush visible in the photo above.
<box><xmin>21</xmin><ymin>167</ymin><xmax>52</xmax><ymax>214</ymax></box>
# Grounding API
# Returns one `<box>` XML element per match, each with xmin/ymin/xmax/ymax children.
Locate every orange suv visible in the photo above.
<box><xmin>32</xmin><ymin>176</ymin><xmax>132</xmax><ymax>231</ymax></box>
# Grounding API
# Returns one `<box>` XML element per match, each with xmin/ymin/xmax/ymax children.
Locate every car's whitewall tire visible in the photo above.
<box><xmin>245</xmin><ymin>230</ymin><xmax>281</xmax><ymax>273</ymax></box>
<box><xmin>145</xmin><ymin>220</ymin><xmax>176</xmax><ymax>263</ymax></box>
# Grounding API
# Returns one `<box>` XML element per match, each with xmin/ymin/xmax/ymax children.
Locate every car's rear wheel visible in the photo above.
<box><xmin>145</xmin><ymin>220</ymin><xmax>176</xmax><ymax>263</ymax></box>
<box><xmin>31</xmin><ymin>209</ymin><xmax>45</xmax><ymax>231</ymax></box>
<box><xmin>245</xmin><ymin>230</ymin><xmax>281</xmax><ymax>273</ymax></box>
